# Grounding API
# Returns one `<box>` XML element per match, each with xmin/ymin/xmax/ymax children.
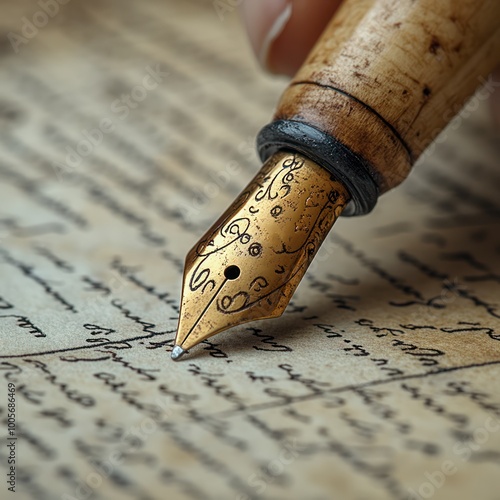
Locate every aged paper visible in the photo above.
<box><xmin>1</xmin><ymin>1</ymin><xmax>500</xmax><ymax>499</ymax></box>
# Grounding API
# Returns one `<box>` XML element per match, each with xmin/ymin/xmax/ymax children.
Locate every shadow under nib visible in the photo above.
<box><xmin>172</xmin><ymin>151</ymin><xmax>350</xmax><ymax>359</ymax></box>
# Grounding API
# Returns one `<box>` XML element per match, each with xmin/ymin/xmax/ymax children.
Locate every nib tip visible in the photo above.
<box><xmin>171</xmin><ymin>345</ymin><xmax>186</xmax><ymax>361</ymax></box>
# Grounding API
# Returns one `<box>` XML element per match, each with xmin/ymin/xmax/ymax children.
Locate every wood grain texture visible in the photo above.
<box><xmin>275</xmin><ymin>0</ymin><xmax>500</xmax><ymax>193</ymax></box>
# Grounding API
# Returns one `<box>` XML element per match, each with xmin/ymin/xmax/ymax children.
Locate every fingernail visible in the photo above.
<box><xmin>258</xmin><ymin>1</ymin><xmax>293</xmax><ymax>69</ymax></box>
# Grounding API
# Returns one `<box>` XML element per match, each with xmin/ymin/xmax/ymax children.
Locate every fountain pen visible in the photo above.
<box><xmin>171</xmin><ymin>0</ymin><xmax>500</xmax><ymax>360</ymax></box>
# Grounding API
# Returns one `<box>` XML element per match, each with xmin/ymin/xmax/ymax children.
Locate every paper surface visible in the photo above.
<box><xmin>1</xmin><ymin>1</ymin><xmax>500</xmax><ymax>499</ymax></box>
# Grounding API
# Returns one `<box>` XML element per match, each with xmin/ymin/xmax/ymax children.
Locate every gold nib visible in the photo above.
<box><xmin>172</xmin><ymin>151</ymin><xmax>350</xmax><ymax>360</ymax></box>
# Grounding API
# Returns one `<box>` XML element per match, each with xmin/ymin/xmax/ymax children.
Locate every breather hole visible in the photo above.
<box><xmin>224</xmin><ymin>265</ymin><xmax>241</xmax><ymax>280</ymax></box>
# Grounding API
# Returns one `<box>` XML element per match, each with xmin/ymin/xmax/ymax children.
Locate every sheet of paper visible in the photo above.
<box><xmin>1</xmin><ymin>1</ymin><xmax>500</xmax><ymax>499</ymax></box>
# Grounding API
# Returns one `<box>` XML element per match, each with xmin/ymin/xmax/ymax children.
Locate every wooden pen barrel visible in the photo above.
<box><xmin>271</xmin><ymin>0</ymin><xmax>500</xmax><ymax>195</ymax></box>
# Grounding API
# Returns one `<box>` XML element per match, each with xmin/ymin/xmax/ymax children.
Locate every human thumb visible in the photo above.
<box><xmin>241</xmin><ymin>0</ymin><xmax>343</xmax><ymax>76</ymax></box>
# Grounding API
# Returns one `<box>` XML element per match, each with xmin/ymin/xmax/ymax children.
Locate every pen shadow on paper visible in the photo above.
<box><xmin>196</xmin><ymin>118</ymin><xmax>500</xmax><ymax>361</ymax></box>
<box><xmin>213</xmin><ymin>227</ymin><xmax>500</xmax><ymax>362</ymax></box>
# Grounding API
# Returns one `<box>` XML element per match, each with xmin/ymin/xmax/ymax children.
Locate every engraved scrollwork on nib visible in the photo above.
<box><xmin>173</xmin><ymin>151</ymin><xmax>351</xmax><ymax>357</ymax></box>
<box><xmin>254</xmin><ymin>153</ymin><xmax>304</xmax><ymax>203</ymax></box>
<box><xmin>248</xmin><ymin>243</ymin><xmax>262</xmax><ymax>257</ymax></box>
